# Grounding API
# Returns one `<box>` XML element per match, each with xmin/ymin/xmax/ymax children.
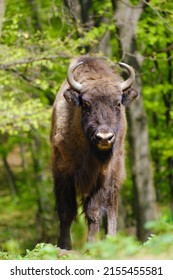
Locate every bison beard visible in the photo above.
<box><xmin>91</xmin><ymin>147</ymin><xmax>113</xmax><ymax>163</ymax></box>
<box><xmin>50</xmin><ymin>56</ymin><xmax>137</xmax><ymax>249</ymax></box>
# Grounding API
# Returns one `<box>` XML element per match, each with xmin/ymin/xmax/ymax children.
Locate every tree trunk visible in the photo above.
<box><xmin>27</xmin><ymin>0</ymin><xmax>42</xmax><ymax>32</ymax></box>
<box><xmin>2</xmin><ymin>156</ymin><xmax>17</xmax><ymax>196</ymax></box>
<box><xmin>31</xmin><ymin>136</ymin><xmax>52</xmax><ymax>242</ymax></box>
<box><xmin>64</xmin><ymin>0</ymin><xmax>82</xmax><ymax>24</ymax></box>
<box><xmin>112</xmin><ymin>0</ymin><xmax>157</xmax><ymax>241</ymax></box>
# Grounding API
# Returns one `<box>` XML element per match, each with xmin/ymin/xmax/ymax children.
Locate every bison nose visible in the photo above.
<box><xmin>95</xmin><ymin>132</ymin><xmax>115</xmax><ymax>143</ymax></box>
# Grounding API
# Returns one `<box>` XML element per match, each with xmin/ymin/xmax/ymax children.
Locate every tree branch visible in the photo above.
<box><xmin>0</xmin><ymin>54</ymin><xmax>71</xmax><ymax>70</ymax></box>
<box><xmin>142</xmin><ymin>0</ymin><xmax>173</xmax><ymax>32</ymax></box>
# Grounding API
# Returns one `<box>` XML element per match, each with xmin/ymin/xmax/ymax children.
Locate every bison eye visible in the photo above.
<box><xmin>114</xmin><ymin>102</ymin><xmax>121</xmax><ymax>110</ymax></box>
<box><xmin>82</xmin><ymin>100</ymin><xmax>91</xmax><ymax>109</ymax></box>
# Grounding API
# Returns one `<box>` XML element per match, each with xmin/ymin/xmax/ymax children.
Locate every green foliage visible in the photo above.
<box><xmin>0</xmin><ymin>93</ymin><xmax>50</xmax><ymax>135</ymax></box>
<box><xmin>0</xmin><ymin>0</ymin><xmax>173</xmax><ymax>260</ymax></box>
<box><xmin>137</xmin><ymin>0</ymin><xmax>173</xmax><ymax>203</ymax></box>
<box><xmin>84</xmin><ymin>235</ymin><xmax>140</xmax><ymax>260</ymax></box>
<box><xmin>0</xmin><ymin>242</ymin><xmax>58</xmax><ymax>260</ymax></box>
<box><xmin>71</xmin><ymin>210</ymin><xmax>87</xmax><ymax>249</ymax></box>
<box><xmin>1</xmin><ymin>218</ymin><xmax>173</xmax><ymax>259</ymax></box>
<box><xmin>25</xmin><ymin>243</ymin><xmax>58</xmax><ymax>260</ymax></box>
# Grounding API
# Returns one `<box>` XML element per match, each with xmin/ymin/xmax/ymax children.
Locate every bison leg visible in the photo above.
<box><xmin>83</xmin><ymin>195</ymin><xmax>101</xmax><ymax>242</ymax></box>
<box><xmin>106</xmin><ymin>189</ymin><xmax>119</xmax><ymax>236</ymax></box>
<box><xmin>106</xmin><ymin>205</ymin><xmax>118</xmax><ymax>235</ymax></box>
<box><xmin>54</xmin><ymin>174</ymin><xmax>77</xmax><ymax>250</ymax></box>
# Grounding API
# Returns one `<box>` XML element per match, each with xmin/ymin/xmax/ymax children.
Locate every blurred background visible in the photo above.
<box><xmin>0</xmin><ymin>0</ymin><xmax>173</xmax><ymax>254</ymax></box>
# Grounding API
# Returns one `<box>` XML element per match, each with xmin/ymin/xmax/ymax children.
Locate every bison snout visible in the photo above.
<box><xmin>95</xmin><ymin>130</ymin><xmax>115</xmax><ymax>150</ymax></box>
<box><xmin>95</xmin><ymin>132</ymin><xmax>114</xmax><ymax>141</ymax></box>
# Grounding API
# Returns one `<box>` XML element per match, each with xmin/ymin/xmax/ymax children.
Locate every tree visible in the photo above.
<box><xmin>111</xmin><ymin>0</ymin><xmax>157</xmax><ymax>240</ymax></box>
<box><xmin>137</xmin><ymin>0</ymin><xmax>173</xmax><ymax>218</ymax></box>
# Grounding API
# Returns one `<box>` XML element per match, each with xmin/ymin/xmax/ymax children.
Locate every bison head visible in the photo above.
<box><xmin>64</xmin><ymin>59</ymin><xmax>137</xmax><ymax>162</ymax></box>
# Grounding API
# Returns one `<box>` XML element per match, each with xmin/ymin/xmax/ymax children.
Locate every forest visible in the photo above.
<box><xmin>0</xmin><ymin>0</ymin><xmax>173</xmax><ymax>259</ymax></box>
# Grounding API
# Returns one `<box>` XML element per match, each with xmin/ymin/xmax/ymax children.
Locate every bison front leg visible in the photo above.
<box><xmin>106</xmin><ymin>188</ymin><xmax>119</xmax><ymax>236</ymax></box>
<box><xmin>106</xmin><ymin>205</ymin><xmax>118</xmax><ymax>235</ymax></box>
<box><xmin>83</xmin><ymin>195</ymin><xmax>101</xmax><ymax>242</ymax></box>
<box><xmin>87</xmin><ymin>211</ymin><xmax>100</xmax><ymax>242</ymax></box>
<box><xmin>53</xmin><ymin>173</ymin><xmax>77</xmax><ymax>250</ymax></box>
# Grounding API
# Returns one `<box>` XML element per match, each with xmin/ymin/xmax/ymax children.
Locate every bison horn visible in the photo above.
<box><xmin>118</xmin><ymin>62</ymin><xmax>135</xmax><ymax>91</ymax></box>
<box><xmin>67</xmin><ymin>61</ymin><xmax>83</xmax><ymax>92</ymax></box>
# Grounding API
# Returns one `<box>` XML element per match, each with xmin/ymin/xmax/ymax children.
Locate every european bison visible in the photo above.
<box><xmin>50</xmin><ymin>56</ymin><xmax>137</xmax><ymax>249</ymax></box>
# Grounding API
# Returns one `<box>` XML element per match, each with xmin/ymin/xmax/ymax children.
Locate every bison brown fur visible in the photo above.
<box><xmin>50</xmin><ymin>56</ymin><xmax>138</xmax><ymax>249</ymax></box>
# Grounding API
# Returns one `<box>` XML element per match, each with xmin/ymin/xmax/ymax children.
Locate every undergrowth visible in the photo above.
<box><xmin>0</xmin><ymin>219</ymin><xmax>173</xmax><ymax>260</ymax></box>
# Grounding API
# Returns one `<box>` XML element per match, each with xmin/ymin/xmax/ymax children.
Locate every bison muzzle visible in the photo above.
<box><xmin>50</xmin><ymin>56</ymin><xmax>138</xmax><ymax>249</ymax></box>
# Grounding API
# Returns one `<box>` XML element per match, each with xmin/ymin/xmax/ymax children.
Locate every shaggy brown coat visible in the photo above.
<box><xmin>50</xmin><ymin>56</ymin><xmax>137</xmax><ymax>249</ymax></box>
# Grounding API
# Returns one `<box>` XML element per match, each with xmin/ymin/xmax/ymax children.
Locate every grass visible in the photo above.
<box><xmin>1</xmin><ymin>227</ymin><xmax>173</xmax><ymax>260</ymax></box>
<box><xmin>1</xmin><ymin>186</ymin><xmax>173</xmax><ymax>260</ymax></box>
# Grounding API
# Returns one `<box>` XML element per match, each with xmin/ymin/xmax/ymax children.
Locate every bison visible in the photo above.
<box><xmin>50</xmin><ymin>56</ymin><xmax>138</xmax><ymax>249</ymax></box>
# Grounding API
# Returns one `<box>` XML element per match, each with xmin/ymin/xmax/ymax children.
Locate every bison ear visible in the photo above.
<box><xmin>63</xmin><ymin>89</ymin><xmax>81</xmax><ymax>106</ymax></box>
<box><xmin>121</xmin><ymin>88</ymin><xmax>138</xmax><ymax>106</ymax></box>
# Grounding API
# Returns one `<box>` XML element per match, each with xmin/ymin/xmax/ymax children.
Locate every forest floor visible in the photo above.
<box><xmin>1</xmin><ymin>179</ymin><xmax>173</xmax><ymax>260</ymax></box>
